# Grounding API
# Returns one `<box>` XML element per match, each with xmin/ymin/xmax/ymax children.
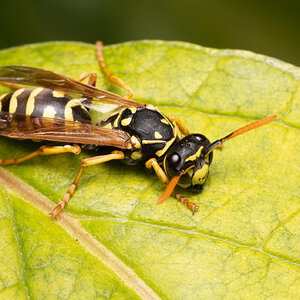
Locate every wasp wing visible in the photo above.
<box><xmin>0</xmin><ymin>112</ymin><xmax>132</xmax><ymax>149</ymax></box>
<box><xmin>0</xmin><ymin>65</ymin><xmax>145</xmax><ymax>108</ymax></box>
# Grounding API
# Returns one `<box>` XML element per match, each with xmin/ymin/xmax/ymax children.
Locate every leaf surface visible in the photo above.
<box><xmin>0</xmin><ymin>41</ymin><xmax>299</xmax><ymax>299</ymax></box>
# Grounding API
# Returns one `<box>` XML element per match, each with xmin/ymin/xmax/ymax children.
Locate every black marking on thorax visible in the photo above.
<box><xmin>107</xmin><ymin>107</ymin><xmax>177</xmax><ymax>164</ymax></box>
<box><xmin>119</xmin><ymin>108</ymin><xmax>174</xmax><ymax>141</ymax></box>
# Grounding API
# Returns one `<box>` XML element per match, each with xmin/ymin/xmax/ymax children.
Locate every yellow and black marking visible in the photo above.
<box><xmin>163</xmin><ymin>134</ymin><xmax>213</xmax><ymax>190</ymax></box>
<box><xmin>185</xmin><ymin>146</ymin><xmax>203</xmax><ymax>162</ymax></box>
<box><xmin>0</xmin><ymin>88</ymin><xmax>91</xmax><ymax>123</ymax></box>
<box><xmin>100</xmin><ymin>106</ymin><xmax>178</xmax><ymax>164</ymax></box>
<box><xmin>130</xmin><ymin>136</ymin><xmax>141</xmax><ymax>149</ymax></box>
<box><xmin>191</xmin><ymin>163</ymin><xmax>209</xmax><ymax>186</ymax></box>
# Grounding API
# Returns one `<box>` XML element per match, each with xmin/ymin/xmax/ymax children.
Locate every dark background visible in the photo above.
<box><xmin>0</xmin><ymin>0</ymin><xmax>299</xmax><ymax>66</ymax></box>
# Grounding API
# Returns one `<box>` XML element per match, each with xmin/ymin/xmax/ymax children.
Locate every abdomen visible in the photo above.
<box><xmin>0</xmin><ymin>88</ymin><xmax>91</xmax><ymax>122</ymax></box>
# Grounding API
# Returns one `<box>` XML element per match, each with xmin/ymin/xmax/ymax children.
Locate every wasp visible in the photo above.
<box><xmin>0</xmin><ymin>41</ymin><xmax>276</xmax><ymax>218</ymax></box>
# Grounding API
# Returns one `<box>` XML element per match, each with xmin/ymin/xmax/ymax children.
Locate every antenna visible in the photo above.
<box><xmin>203</xmin><ymin>115</ymin><xmax>277</xmax><ymax>156</ymax></box>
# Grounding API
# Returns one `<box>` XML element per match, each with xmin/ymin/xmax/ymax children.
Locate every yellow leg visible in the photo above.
<box><xmin>95</xmin><ymin>41</ymin><xmax>134</xmax><ymax>99</ymax></box>
<box><xmin>49</xmin><ymin>150</ymin><xmax>125</xmax><ymax>218</ymax></box>
<box><xmin>145</xmin><ymin>158</ymin><xmax>198</xmax><ymax>212</ymax></box>
<box><xmin>75</xmin><ymin>72</ymin><xmax>98</xmax><ymax>108</ymax></box>
<box><xmin>76</xmin><ymin>72</ymin><xmax>97</xmax><ymax>87</ymax></box>
<box><xmin>145</xmin><ymin>158</ymin><xmax>169</xmax><ymax>185</ymax></box>
<box><xmin>168</xmin><ymin>114</ymin><xmax>190</xmax><ymax>136</ymax></box>
<box><xmin>0</xmin><ymin>145</ymin><xmax>81</xmax><ymax>166</ymax></box>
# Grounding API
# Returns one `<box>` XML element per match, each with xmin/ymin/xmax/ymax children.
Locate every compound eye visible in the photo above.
<box><xmin>169</xmin><ymin>152</ymin><xmax>181</xmax><ymax>168</ymax></box>
<box><xmin>165</xmin><ymin>152</ymin><xmax>182</xmax><ymax>178</ymax></box>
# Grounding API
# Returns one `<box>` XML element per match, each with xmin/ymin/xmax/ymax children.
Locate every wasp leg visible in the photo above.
<box><xmin>49</xmin><ymin>150</ymin><xmax>125</xmax><ymax>218</ymax></box>
<box><xmin>96</xmin><ymin>41</ymin><xmax>134</xmax><ymax>99</ymax></box>
<box><xmin>0</xmin><ymin>145</ymin><xmax>81</xmax><ymax>166</ymax></box>
<box><xmin>0</xmin><ymin>81</ymin><xmax>24</xmax><ymax>90</ymax></box>
<box><xmin>172</xmin><ymin>192</ymin><xmax>198</xmax><ymax>213</ymax></box>
<box><xmin>76</xmin><ymin>72</ymin><xmax>97</xmax><ymax>87</ymax></box>
<box><xmin>145</xmin><ymin>158</ymin><xmax>169</xmax><ymax>185</ymax></box>
<box><xmin>75</xmin><ymin>72</ymin><xmax>98</xmax><ymax>109</ymax></box>
<box><xmin>145</xmin><ymin>158</ymin><xmax>198</xmax><ymax>212</ymax></box>
<box><xmin>168</xmin><ymin>114</ymin><xmax>190</xmax><ymax>136</ymax></box>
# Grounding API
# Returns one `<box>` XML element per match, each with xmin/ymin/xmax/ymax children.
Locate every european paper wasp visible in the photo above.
<box><xmin>0</xmin><ymin>41</ymin><xmax>276</xmax><ymax>217</ymax></box>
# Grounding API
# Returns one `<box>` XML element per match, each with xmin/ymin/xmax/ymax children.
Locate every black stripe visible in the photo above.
<box><xmin>71</xmin><ymin>105</ymin><xmax>92</xmax><ymax>122</ymax></box>
<box><xmin>32</xmin><ymin>88</ymin><xmax>71</xmax><ymax>119</ymax></box>
<box><xmin>0</xmin><ymin>93</ymin><xmax>12</xmax><ymax>112</ymax></box>
<box><xmin>100</xmin><ymin>113</ymin><xmax>119</xmax><ymax>127</ymax></box>
<box><xmin>15</xmin><ymin>89</ymin><xmax>34</xmax><ymax>115</ymax></box>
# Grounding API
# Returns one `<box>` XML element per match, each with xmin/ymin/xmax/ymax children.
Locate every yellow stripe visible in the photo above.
<box><xmin>163</xmin><ymin>155</ymin><xmax>167</xmax><ymax>174</ymax></box>
<box><xmin>185</xmin><ymin>146</ymin><xmax>203</xmax><ymax>162</ymax></box>
<box><xmin>52</xmin><ymin>90</ymin><xmax>65</xmax><ymax>98</ymax></box>
<box><xmin>192</xmin><ymin>164</ymin><xmax>209</xmax><ymax>186</ymax></box>
<box><xmin>102</xmin><ymin>123</ymin><xmax>112</xmax><ymax>129</ymax></box>
<box><xmin>121</xmin><ymin>117</ymin><xmax>132</xmax><ymax>126</ymax></box>
<box><xmin>142</xmin><ymin>139</ymin><xmax>165</xmax><ymax>144</ymax></box>
<box><xmin>113</xmin><ymin>108</ymin><xmax>125</xmax><ymax>128</ymax></box>
<box><xmin>154</xmin><ymin>131</ymin><xmax>163</xmax><ymax>139</ymax></box>
<box><xmin>65</xmin><ymin>99</ymin><xmax>87</xmax><ymax>121</ymax></box>
<box><xmin>178</xmin><ymin>182</ymin><xmax>191</xmax><ymax>188</ymax></box>
<box><xmin>0</xmin><ymin>93</ymin><xmax>7</xmax><ymax>101</ymax></box>
<box><xmin>131</xmin><ymin>136</ymin><xmax>141</xmax><ymax>149</ymax></box>
<box><xmin>129</xmin><ymin>107</ymin><xmax>137</xmax><ymax>114</ymax></box>
<box><xmin>155</xmin><ymin>137</ymin><xmax>175</xmax><ymax>157</ymax></box>
<box><xmin>131</xmin><ymin>151</ymin><xmax>143</xmax><ymax>160</ymax></box>
<box><xmin>161</xmin><ymin>118</ymin><xmax>169</xmax><ymax>125</ymax></box>
<box><xmin>9</xmin><ymin>89</ymin><xmax>25</xmax><ymax>113</ymax></box>
<box><xmin>103</xmin><ymin>110</ymin><xmax>119</xmax><ymax>122</ymax></box>
<box><xmin>65</xmin><ymin>101</ymin><xmax>76</xmax><ymax>121</ymax></box>
<box><xmin>26</xmin><ymin>88</ymin><xmax>43</xmax><ymax>115</ymax></box>
<box><xmin>145</xmin><ymin>104</ymin><xmax>157</xmax><ymax>111</ymax></box>
<box><xmin>155</xmin><ymin>125</ymin><xmax>177</xmax><ymax>157</ymax></box>
<box><xmin>43</xmin><ymin>105</ymin><xmax>57</xmax><ymax>118</ymax></box>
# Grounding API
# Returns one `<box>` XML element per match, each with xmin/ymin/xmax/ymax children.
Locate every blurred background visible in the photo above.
<box><xmin>0</xmin><ymin>0</ymin><xmax>299</xmax><ymax>66</ymax></box>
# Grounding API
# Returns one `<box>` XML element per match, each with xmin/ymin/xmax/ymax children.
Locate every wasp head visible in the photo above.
<box><xmin>163</xmin><ymin>134</ymin><xmax>213</xmax><ymax>190</ymax></box>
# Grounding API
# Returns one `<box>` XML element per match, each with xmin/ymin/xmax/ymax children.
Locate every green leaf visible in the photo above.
<box><xmin>0</xmin><ymin>41</ymin><xmax>299</xmax><ymax>299</ymax></box>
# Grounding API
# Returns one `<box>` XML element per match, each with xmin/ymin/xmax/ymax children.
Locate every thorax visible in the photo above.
<box><xmin>101</xmin><ymin>105</ymin><xmax>179</xmax><ymax>164</ymax></box>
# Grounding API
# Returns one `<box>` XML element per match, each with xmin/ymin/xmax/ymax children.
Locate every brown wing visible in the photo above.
<box><xmin>0</xmin><ymin>112</ymin><xmax>132</xmax><ymax>149</ymax></box>
<box><xmin>0</xmin><ymin>65</ymin><xmax>145</xmax><ymax>108</ymax></box>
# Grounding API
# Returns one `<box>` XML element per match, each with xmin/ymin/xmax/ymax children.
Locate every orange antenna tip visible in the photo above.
<box><xmin>157</xmin><ymin>175</ymin><xmax>181</xmax><ymax>205</ymax></box>
<box><xmin>157</xmin><ymin>166</ymin><xmax>194</xmax><ymax>205</ymax></box>
<box><xmin>204</xmin><ymin>114</ymin><xmax>277</xmax><ymax>156</ymax></box>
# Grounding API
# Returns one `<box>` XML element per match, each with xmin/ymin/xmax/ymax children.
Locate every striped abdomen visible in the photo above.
<box><xmin>0</xmin><ymin>88</ymin><xmax>91</xmax><ymax>122</ymax></box>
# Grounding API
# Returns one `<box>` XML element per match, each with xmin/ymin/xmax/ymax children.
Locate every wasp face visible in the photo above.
<box><xmin>163</xmin><ymin>134</ymin><xmax>213</xmax><ymax>189</ymax></box>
